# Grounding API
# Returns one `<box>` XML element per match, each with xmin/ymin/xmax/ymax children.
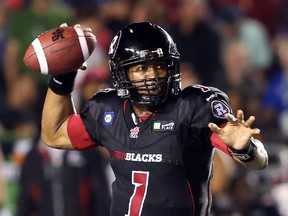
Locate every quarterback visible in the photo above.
<box><xmin>40</xmin><ymin>22</ymin><xmax>268</xmax><ymax>216</ymax></box>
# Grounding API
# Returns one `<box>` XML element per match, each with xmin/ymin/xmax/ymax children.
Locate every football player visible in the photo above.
<box><xmin>41</xmin><ymin>22</ymin><xmax>268</xmax><ymax>216</ymax></box>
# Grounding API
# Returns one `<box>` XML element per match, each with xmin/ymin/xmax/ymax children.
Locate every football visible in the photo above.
<box><xmin>23</xmin><ymin>26</ymin><xmax>97</xmax><ymax>75</ymax></box>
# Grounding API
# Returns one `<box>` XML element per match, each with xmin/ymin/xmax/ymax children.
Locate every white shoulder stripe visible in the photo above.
<box><xmin>31</xmin><ymin>38</ymin><xmax>49</xmax><ymax>74</ymax></box>
<box><xmin>75</xmin><ymin>28</ymin><xmax>90</xmax><ymax>61</ymax></box>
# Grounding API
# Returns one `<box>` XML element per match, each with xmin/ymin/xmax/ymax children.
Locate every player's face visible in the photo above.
<box><xmin>127</xmin><ymin>60</ymin><xmax>168</xmax><ymax>95</ymax></box>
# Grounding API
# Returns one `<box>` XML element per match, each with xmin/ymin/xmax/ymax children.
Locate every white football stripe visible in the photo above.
<box><xmin>75</xmin><ymin>28</ymin><xmax>90</xmax><ymax>61</ymax></box>
<box><xmin>31</xmin><ymin>38</ymin><xmax>49</xmax><ymax>74</ymax></box>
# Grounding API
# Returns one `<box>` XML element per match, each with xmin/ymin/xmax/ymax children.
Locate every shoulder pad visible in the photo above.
<box><xmin>182</xmin><ymin>84</ymin><xmax>230</xmax><ymax>102</ymax></box>
<box><xmin>181</xmin><ymin>84</ymin><xmax>233</xmax><ymax>119</ymax></box>
<box><xmin>91</xmin><ymin>88</ymin><xmax>118</xmax><ymax>101</ymax></box>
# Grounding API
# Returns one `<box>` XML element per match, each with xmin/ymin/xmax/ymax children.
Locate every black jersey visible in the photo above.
<box><xmin>80</xmin><ymin>84</ymin><xmax>232</xmax><ymax>216</ymax></box>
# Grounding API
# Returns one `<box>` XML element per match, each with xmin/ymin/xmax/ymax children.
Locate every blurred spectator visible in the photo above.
<box><xmin>0</xmin><ymin>107</ymin><xmax>38</xmax><ymax>214</ymax></box>
<box><xmin>221</xmin><ymin>39</ymin><xmax>252</xmax><ymax>86</ymax></box>
<box><xmin>62</xmin><ymin>0</ymin><xmax>106</xmax><ymax>10</ymax></box>
<box><xmin>262</xmin><ymin>31</ymin><xmax>288</xmax><ymax>143</ymax></box>
<box><xmin>215</xmin><ymin>6</ymin><xmax>272</xmax><ymax>72</ymax></box>
<box><xmin>73</xmin><ymin>9</ymin><xmax>112</xmax><ymax>52</ymax></box>
<box><xmin>0</xmin><ymin>107</ymin><xmax>38</xmax><ymax>161</ymax></box>
<box><xmin>4</xmin><ymin>0</ymin><xmax>25</xmax><ymax>11</ymax></box>
<box><xmin>210</xmin><ymin>0</ymin><xmax>279</xmax><ymax>37</ymax></box>
<box><xmin>6</xmin><ymin>73</ymin><xmax>39</xmax><ymax>114</ymax></box>
<box><xmin>5</xmin><ymin>0</ymin><xmax>72</xmax><ymax>121</ymax></box>
<box><xmin>219</xmin><ymin>39</ymin><xmax>267</xmax><ymax>140</ymax></box>
<box><xmin>169</xmin><ymin>0</ymin><xmax>224</xmax><ymax>86</ymax></box>
<box><xmin>241</xmin><ymin>0</ymin><xmax>279</xmax><ymax>37</ymax></box>
<box><xmin>98</xmin><ymin>0</ymin><xmax>131</xmax><ymax>35</ymax></box>
<box><xmin>270</xmin><ymin>146</ymin><xmax>288</xmax><ymax>216</ymax></box>
<box><xmin>0</xmin><ymin>4</ymin><xmax>7</xmax><ymax>106</ymax></box>
<box><xmin>16</xmin><ymin>139</ymin><xmax>111</xmax><ymax>216</ymax></box>
<box><xmin>0</xmin><ymin>147</ymin><xmax>5</xmax><ymax>211</ymax></box>
<box><xmin>76</xmin><ymin>71</ymin><xmax>111</xmax><ymax>109</ymax></box>
<box><xmin>211</xmin><ymin>149</ymin><xmax>235</xmax><ymax>198</ymax></box>
<box><xmin>220</xmin><ymin>39</ymin><xmax>263</xmax><ymax>96</ymax></box>
<box><xmin>277</xmin><ymin>0</ymin><xmax>288</xmax><ymax>33</ymax></box>
<box><xmin>129</xmin><ymin>0</ymin><xmax>168</xmax><ymax>28</ymax></box>
<box><xmin>1</xmin><ymin>64</ymin><xmax>39</xmax><ymax>158</ymax></box>
<box><xmin>0</xmin><ymin>67</ymin><xmax>39</xmax><ymax>215</ymax></box>
<box><xmin>158</xmin><ymin>0</ymin><xmax>179</xmax><ymax>24</ymax></box>
<box><xmin>212</xmin><ymin>169</ymin><xmax>280</xmax><ymax>216</ymax></box>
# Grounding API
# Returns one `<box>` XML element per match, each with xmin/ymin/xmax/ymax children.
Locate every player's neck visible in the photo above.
<box><xmin>132</xmin><ymin>105</ymin><xmax>153</xmax><ymax>118</ymax></box>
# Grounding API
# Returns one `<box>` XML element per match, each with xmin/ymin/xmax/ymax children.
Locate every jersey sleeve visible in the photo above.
<box><xmin>181</xmin><ymin>85</ymin><xmax>234</xmax><ymax>150</ymax></box>
<box><xmin>67</xmin><ymin>114</ymin><xmax>99</xmax><ymax>150</ymax></box>
<box><xmin>79</xmin><ymin>88</ymin><xmax>121</xmax><ymax>147</ymax></box>
<box><xmin>201</xmin><ymin>86</ymin><xmax>234</xmax><ymax>156</ymax></box>
<box><xmin>205</xmin><ymin>86</ymin><xmax>233</xmax><ymax>126</ymax></box>
<box><xmin>204</xmin><ymin>86</ymin><xmax>234</xmax><ymax>156</ymax></box>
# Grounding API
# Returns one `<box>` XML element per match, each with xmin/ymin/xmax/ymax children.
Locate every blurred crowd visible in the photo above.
<box><xmin>0</xmin><ymin>0</ymin><xmax>288</xmax><ymax>215</ymax></box>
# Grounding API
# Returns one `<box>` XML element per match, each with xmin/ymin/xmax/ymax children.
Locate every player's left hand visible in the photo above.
<box><xmin>208</xmin><ymin>110</ymin><xmax>260</xmax><ymax>150</ymax></box>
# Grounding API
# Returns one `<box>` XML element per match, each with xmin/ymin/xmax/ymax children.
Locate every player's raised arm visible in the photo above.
<box><xmin>209</xmin><ymin>110</ymin><xmax>268</xmax><ymax>170</ymax></box>
<box><xmin>41</xmin><ymin>74</ymin><xmax>77</xmax><ymax>149</ymax></box>
<box><xmin>23</xmin><ymin>23</ymin><xmax>96</xmax><ymax>149</ymax></box>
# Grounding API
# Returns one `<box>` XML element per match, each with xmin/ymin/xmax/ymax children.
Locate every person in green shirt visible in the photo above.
<box><xmin>5</xmin><ymin>0</ymin><xmax>72</xmax><ymax>101</ymax></box>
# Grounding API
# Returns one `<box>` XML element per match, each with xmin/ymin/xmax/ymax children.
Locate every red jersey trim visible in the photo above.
<box><xmin>67</xmin><ymin>114</ymin><xmax>98</xmax><ymax>150</ymax></box>
<box><xmin>186</xmin><ymin>180</ymin><xmax>195</xmax><ymax>216</ymax></box>
<box><xmin>210</xmin><ymin>123</ymin><xmax>232</xmax><ymax>157</ymax></box>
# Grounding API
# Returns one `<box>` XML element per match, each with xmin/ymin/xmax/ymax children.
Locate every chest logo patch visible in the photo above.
<box><xmin>211</xmin><ymin>100</ymin><xmax>231</xmax><ymax>119</ymax></box>
<box><xmin>130</xmin><ymin>126</ymin><xmax>140</xmax><ymax>138</ymax></box>
<box><xmin>153</xmin><ymin>121</ymin><xmax>175</xmax><ymax>132</ymax></box>
<box><xmin>103</xmin><ymin>112</ymin><xmax>115</xmax><ymax>125</ymax></box>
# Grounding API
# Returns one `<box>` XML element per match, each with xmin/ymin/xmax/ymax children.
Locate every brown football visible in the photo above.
<box><xmin>23</xmin><ymin>26</ymin><xmax>97</xmax><ymax>75</ymax></box>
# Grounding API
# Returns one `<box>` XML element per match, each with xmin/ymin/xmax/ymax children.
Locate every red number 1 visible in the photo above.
<box><xmin>125</xmin><ymin>171</ymin><xmax>149</xmax><ymax>216</ymax></box>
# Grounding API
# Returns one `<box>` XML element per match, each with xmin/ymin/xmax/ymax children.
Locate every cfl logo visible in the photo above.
<box><xmin>52</xmin><ymin>28</ymin><xmax>65</xmax><ymax>41</ymax></box>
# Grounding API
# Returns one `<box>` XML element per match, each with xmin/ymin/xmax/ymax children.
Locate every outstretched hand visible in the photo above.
<box><xmin>208</xmin><ymin>110</ymin><xmax>260</xmax><ymax>150</ymax></box>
